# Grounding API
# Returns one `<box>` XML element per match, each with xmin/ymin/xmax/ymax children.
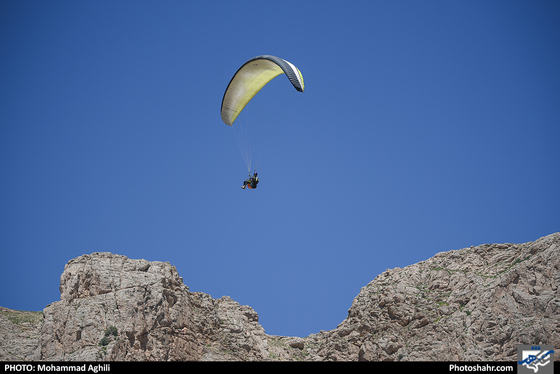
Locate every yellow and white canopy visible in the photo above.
<box><xmin>221</xmin><ymin>55</ymin><xmax>304</xmax><ymax>126</ymax></box>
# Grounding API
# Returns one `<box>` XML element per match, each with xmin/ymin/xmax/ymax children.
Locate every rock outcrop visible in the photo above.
<box><xmin>302</xmin><ymin>232</ymin><xmax>560</xmax><ymax>361</ymax></box>
<box><xmin>37</xmin><ymin>253</ymin><xmax>269</xmax><ymax>361</ymax></box>
<box><xmin>2</xmin><ymin>232</ymin><xmax>558</xmax><ymax>361</ymax></box>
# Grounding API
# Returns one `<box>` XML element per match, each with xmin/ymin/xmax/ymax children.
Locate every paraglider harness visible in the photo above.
<box><xmin>242</xmin><ymin>172</ymin><xmax>259</xmax><ymax>189</ymax></box>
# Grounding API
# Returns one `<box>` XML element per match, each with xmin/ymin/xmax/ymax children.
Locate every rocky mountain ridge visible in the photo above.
<box><xmin>1</xmin><ymin>232</ymin><xmax>558</xmax><ymax>361</ymax></box>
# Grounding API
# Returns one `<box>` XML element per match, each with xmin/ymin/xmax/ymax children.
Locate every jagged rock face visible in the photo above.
<box><xmin>305</xmin><ymin>233</ymin><xmax>560</xmax><ymax>361</ymax></box>
<box><xmin>5</xmin><ymin>233</ymin><xmax>559</xmax><ymax>361</ymax></box>
<box><xmin>37</xmin><ymin>253</ymin><xmax>269</xmax><ymax>361</ymax></box>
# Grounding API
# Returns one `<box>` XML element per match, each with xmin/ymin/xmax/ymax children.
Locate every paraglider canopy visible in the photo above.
<box><xmin>221</xmin><ymin>55</ymin><xmax>304</xmax><ymax>126</ymax></box>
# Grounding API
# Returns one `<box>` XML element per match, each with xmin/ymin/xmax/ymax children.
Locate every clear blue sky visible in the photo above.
<box><xmin>1</xmin><ymin>1</ymin><xmax>559</xmax><ymax>337</ymax></box>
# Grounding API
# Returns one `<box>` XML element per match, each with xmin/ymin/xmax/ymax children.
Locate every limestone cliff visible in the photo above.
<box><xmin>302</xmin><ymin>232</ymin><xmax>560</xmax><ymax>361</ymax></box>
<box><xmin>1</xmin><ymin>232</ymin><xmax>558</xmax><ymax>361</ymax></box>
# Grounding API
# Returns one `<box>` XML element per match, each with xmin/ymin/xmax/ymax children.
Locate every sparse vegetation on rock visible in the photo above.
<box><xmin>1</xmin><ymin>233</ymin><xmax>558</xmax><ymax>361</ymax></box>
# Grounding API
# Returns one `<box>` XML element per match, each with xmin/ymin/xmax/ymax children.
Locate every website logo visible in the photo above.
<box><xmin>518</xmin><ymin>345</ymin><xmax>554</xmax><ymax>374</ymax></box>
